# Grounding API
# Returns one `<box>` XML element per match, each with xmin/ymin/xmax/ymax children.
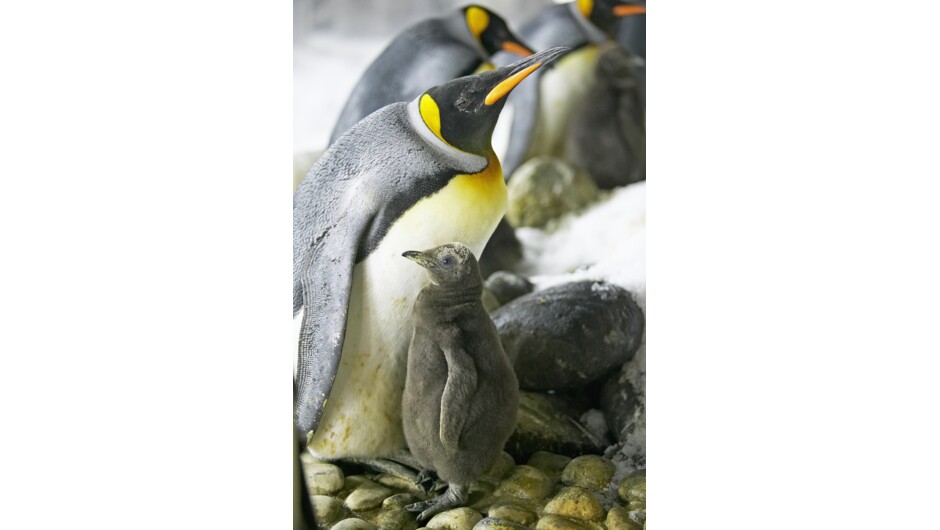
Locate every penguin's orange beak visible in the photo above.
<box><xmin>614</xmin><ymin>5</ymin><xmax>646</xmax><ymax>17</ymax></box>
<box><xmin>484</xmin><ymin>46</ymin><xmax>568</xmax><ymax>106</ymax></box>
<box><xmin>501</xmin><ymin>41</ymin><xmax>534</xmax><ymax>57</ymax></box>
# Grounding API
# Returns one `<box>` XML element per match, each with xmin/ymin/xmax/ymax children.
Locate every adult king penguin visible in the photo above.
<box><xmin>294</xmin><ymin>47</ymin><xmax>569</xmax><ymax>462</ymax></box>
<box><xmin>328</xmin><ymin>4</ymin><xmax>534</xmax><ymax>145</ymax></box>
<box><xmin>499</xmin><ymin>0</ymin><xmax>646</xmax><ymax>178</ymax></box>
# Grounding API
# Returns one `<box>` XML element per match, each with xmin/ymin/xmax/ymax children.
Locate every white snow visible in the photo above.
<box><xmin>515</xmin><ymin>181</ymin><xmax>646</xmax><ymax>311</ymax></box>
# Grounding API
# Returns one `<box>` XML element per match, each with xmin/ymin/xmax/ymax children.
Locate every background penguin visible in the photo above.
<box><xmin>327</xmin><ymin>4</ymin><xmax>534</xmax><ymax>145</ymax></box>
<box><xmin>400</xmin><ymin>243</ymin><xmax>518</xmax><ymax>521</ymax></box>
<box><xmin>496</xmin><ymin>0</ymin><xmax>646</xmax><ymax>179</ymax></box>
<box><xmin>294</xmin><ymin>48</ymin><xmax>568</xmax><ymax>465</ymax></box>
<box><xmin>564</xmin><ymin>42</ymin><xmax>646</xmax><ymax>188</ymax></box>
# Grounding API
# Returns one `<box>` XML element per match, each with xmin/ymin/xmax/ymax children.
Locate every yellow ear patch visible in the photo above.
<box><xmin>466</xmin><ymin>6</ymin><xmax>490</xmax><ymax>39</ymax></box>
<box><xmin>419</xmin><ymin>94</ymin><xmax>449</xmax><ymax>145</ymax></box>
<box><xmin>577</xmin><ymin>0</ymin><xmax>594</xmax><ymax>18</ymax></box>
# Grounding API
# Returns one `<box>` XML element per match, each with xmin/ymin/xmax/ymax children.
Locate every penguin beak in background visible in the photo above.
<box><xmin>402</xmin><ymin>250</ymin><xmax>437</xmax><ymax>269</ymax></box>
<box><xmin>484</xmin><ymin>46</ymin><xmax>569</xmax><ymax>106</ymax></box>
<box><xmin>614</xmin><ymin>4</ymin><xmax>647</xmax><ymax>17</ymax></box>
<box><xmin>501</xmin><ymin>41</ymin><xmax>534</xmax><ymax>57</ymax></box>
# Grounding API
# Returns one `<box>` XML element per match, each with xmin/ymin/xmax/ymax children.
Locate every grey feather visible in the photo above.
<box><xmin>293</xmin><ymin>103</ymin><xmax>482</xmax><ymax>433</ymax></box>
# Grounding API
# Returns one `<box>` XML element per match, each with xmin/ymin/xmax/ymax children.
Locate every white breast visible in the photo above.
<box><xmin>304</xmin><ymin>169</ymin><xmax>507</xmax><ymax>459</ymax></box>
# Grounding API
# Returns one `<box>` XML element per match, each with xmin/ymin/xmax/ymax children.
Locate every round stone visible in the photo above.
<box><xmin>504</xmin><ymin>392</ymin><xmax>605</xmax><ymax>461</ymax></box>
<box><xmin>506</xmin><ymin>156</ymin><xmax>600</xmax><ymax>228</ymax></box>
<box><xmin>617</xmin><ymin>469</ymin><xmax>646</xmax><ymax>510</ymax></box>
<box><xmin>303</xmin><ymin>461</ymin><xmax>345</xmax><ymax>495</ymax></box>
<box><xmin>526</xmin><ymin>451</ymin><xmax>572</xmax><ymax>480</ymax></box>
<box><xmin>535</xmin><ymin>514</ymin><xmax>595</xmax><ymax>530</ymax></box>
<box><xmin>425</xmin><ymin>507</ymin><xmax>484</xmax><ymax>530</ymax></box>
<box><xmin>493</xmin><ymin>465</ymin><xmax>555</xmax><ymax>501</ymax></box>
<box><xmin>487</xmin><ymin>501</ymin><xmax>538</xmax><ymax>526</ymax></box>
<box><xmin>384</xmin><ymin>493</ymin><xmax>423</xmax><ymax>510</ymax></box>
<box><xmin>309</xmin><ymin>495</ymin><xmax>350</xmax><ymax>528</ymax></box>
<box><xmin>376</xmin><ymin>507</ymin><xmax>420</xmax><ymax>530</ymax></box>
<box><xmin>481</xmin><ymin>452</ymin><xmax>517</xmax><ymax>484</ymax></box>
<box><xmin>542</xmin><ymin>487</ymin><xmax>605</xmax><ymax>522</ymax></box>
<box><xmin>345</xmin><ymin>482</ymin><xmax>395</xmax><ymax>511</ymax></box>
<box><xmin>472</xmin><ymin>516</ymin><xmax>530</xmax><ymax>530</ymax></box>
<box><xmin>482</xmin><ymin>288</ymin><xmax>502</xmax><ymax>312</ymax></box>
<box><xmin>331</xmin><ymin>518</ymin><xmax>378</xmax><ymax>530</ymax></box>
<box><xmin>484</xmin><ymin>271</ymin><xmax>534</xmax><ymax>306</ymax></box>
<box><xmin>560</xmin><ymin>456</ymin><xmax>615</xmax><ymax>491</ymax></box>
<box><xmin>375</xmin><ymin>473</ymin><xmax>425</xmax><ymax>495</ymax></box>
<box><xmin>606</xmin><ymin>507</ymin><xmax>643</xmax><ymax>530</ymax></box>
<box><xmin>492</xmin><ymin>281</ymin><xmax>645</xmax><ymax>390</ymax></box>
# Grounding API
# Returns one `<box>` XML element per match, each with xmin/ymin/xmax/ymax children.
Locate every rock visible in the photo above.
<box><xmin>425</xmin><ymin>507</ymin><xmax>484</xmax><ymax>530</ymax></box>
<box><xmin>493</xmin><ymin>465</ymin><xmax>555</xmax><ymax>501</ymax></box>
<box><xmin>303</xmin><ymin>461</ymin><xmax>345</xmax><ymax>495</ymax></box>
<box><xmin>505</xmin><ymin>392</ymin><xmax>605</xmax><ymax>461</ymax></box>
<box><xmin>506</xmin><ymin>157</ymin><xmax>599</xmax><ymax>228</ymax></box>
<box><xmin>345</xmin><ymin>482</ymin><xmax>395</xmax><ymax>511</ymax></box>
<box><xmin>487</xmin><ymin>501</ymin><xmax>538</xmax><ymax>526</ymax></box>
<box><xmin>542</xmin><ymin>487</ymin><xmax>605</xmax><ymax>522</ymax></box>
<box><xmin>492</xmin><ymin>281</ymin><xmax>645</xmax><ymax>390</ymax></box>
<box><xmin>480</xmin><ymin>452</ymin><xmax>516</xmax><ymax>484</ymax></box>
<box><xmin>601</xmin><ymin>362</ymin><xmax>644</xmax><ymax>444</ymax></box>
<box><xmin>484</xmin><ymin>271</ymin><xmax>534</xmax><ymax>307</ymax></box>
<box><xmin>472</xmin><ymin>517</ymin><xmax>530</xmax><ymax>530</ymax></box>
<box><xmin>617</xmin><ymin>470</ymin><xmax>646</xmax><ymax>510</ymax></box>
<box><xmin>482</xmin><ymin>288</ymin><xmax>502</xmax><ymax>312</ymax></box>
<box><xmin>535</xmin><ymin>514</ymin><xmax>598</xmax><ymax>530</ymax></box>
<box><xmin>310</xmin><ymin>495</ymin><xmax>350</xmax><ymax>528</ymax></box>
<box><xmin>606</xmin><ymin>507</ymin><xmax>643</xmax><ymax>530</ymax></box>
<box><xmin>331</xmin><ymin>518</ymin><xmax>378</xmax><ymax>530</ymax></box>
<box><xmin>375</xmin><ymin>473</ymin><xmax>425</xmax><ymax>496</ymax></box>
<box><xmin>375</xmin><ymin>507</ymin><xmax>420</xmax><ymax>530</ymax></box>
<box><xmin>526</xmin><ymin>451</ymin><xmax>571</xmax><ymax>481</ymax></box>
<box><xmin>341</xmin><ymin>475</ymin><xmax>374</xmax><ymax>497</ymax></box>
<box><xmin>560</xmin><ymin>456</ymin><xmax>614</xmax><ymax>491</ymax></box>
<box><xmin>383</xmin><ymin>493</ymin><xmax>423</xmax><ymax>510</ymax></box>
<box><xmin>478</xmin><ymin>218</ymin><xmax>523</xmax><ymax>278</ymax></box>
<box><xmin>467</xmin><ymin>480</ymin><xmax>498</xmax><ymax>512</ymax></box>
<box><xmin>564</xmin><ymin>44</ymin><xmax>646</xmax><ymax>190</ymax></box>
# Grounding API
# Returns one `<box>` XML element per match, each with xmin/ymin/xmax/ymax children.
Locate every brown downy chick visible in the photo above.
<box><xmin>400</xmin><ymin>243</ymin><xmax>519</xmax><ymax>521</ymax></box>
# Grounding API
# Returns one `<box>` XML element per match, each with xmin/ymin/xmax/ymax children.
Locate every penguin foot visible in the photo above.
<box><xmin>405</xmin><ymin>483</ymin><xmax>469</xmax><ymax>522</ymax></box>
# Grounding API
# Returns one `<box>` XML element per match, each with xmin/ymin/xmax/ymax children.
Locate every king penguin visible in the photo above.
<box><xmin>294</xmin><ymin>47</ymin><xmax>569</xmax><ymax>462</ymax></box>
<box><xmin>327</xmin><ymin>4</ymin><xmax>534</xmax><ymax>145</ymax></box>
<box><xmin>498</xmin><ymin>0</ymin><xmax>646</xmax><ymax>178</ymax></box>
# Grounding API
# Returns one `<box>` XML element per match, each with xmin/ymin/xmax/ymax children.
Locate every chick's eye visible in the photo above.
<box><xmin>442</xmin><ymin>257</ymin><xmax>452</xmax><ymax>266</ymax></box>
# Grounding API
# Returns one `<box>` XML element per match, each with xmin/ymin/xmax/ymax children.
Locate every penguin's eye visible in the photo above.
<box><xmin>441</xmin><ymin>256</ymin><xmax>453</xmax><ymax>266</ymax></box>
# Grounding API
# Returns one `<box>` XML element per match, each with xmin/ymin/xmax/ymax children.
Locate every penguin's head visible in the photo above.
<box><xmin>403</xmin><ymin>243</ymin><xmax>480</xmax><ymax>287</ymax></box>
<box><xmin>416</xmin><ymin>46</ymin><xmax>568</xmax><ymax>156</ymax></box>
<box><xmin>462</xmin><ymin>5</ymin><xmax>533</xmax><ymax>58</ymax></box>
<box><xmin>577</xmin><ymin>0</ymin><xmax>646</xmax><ymax>35</ymax></box>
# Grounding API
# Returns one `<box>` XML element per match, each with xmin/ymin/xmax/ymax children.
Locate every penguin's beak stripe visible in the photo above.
<box><xmin>614</xmin><ymin>5</ymin><xmax>646</xmax><ymax>17</ymax></box>
<box><xmin>484</xmin><ymin>63</ymin><xmax>542</xmax><ymax>105</ymax></box>
<box><xmin>502</xmin><ymin>41</ymin><xmax>533</xmax><ymax>57</ymax></box>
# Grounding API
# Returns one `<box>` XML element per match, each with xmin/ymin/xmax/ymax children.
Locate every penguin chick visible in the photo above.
<box><xmin>400</xmin><ymin>243</ymin><xmax>519</xmax><ymax>521</ymax></box>
<box><xmin>328</xmin><ymin>5</ymin><xmax>533</xmax><ymax>145</ymax></box>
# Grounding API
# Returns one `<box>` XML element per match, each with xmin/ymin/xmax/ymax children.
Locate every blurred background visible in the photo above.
<box><xmin>293</xmin><ymin>0</ymin><xmax>552</xmax><ymax>152</ymax></box>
